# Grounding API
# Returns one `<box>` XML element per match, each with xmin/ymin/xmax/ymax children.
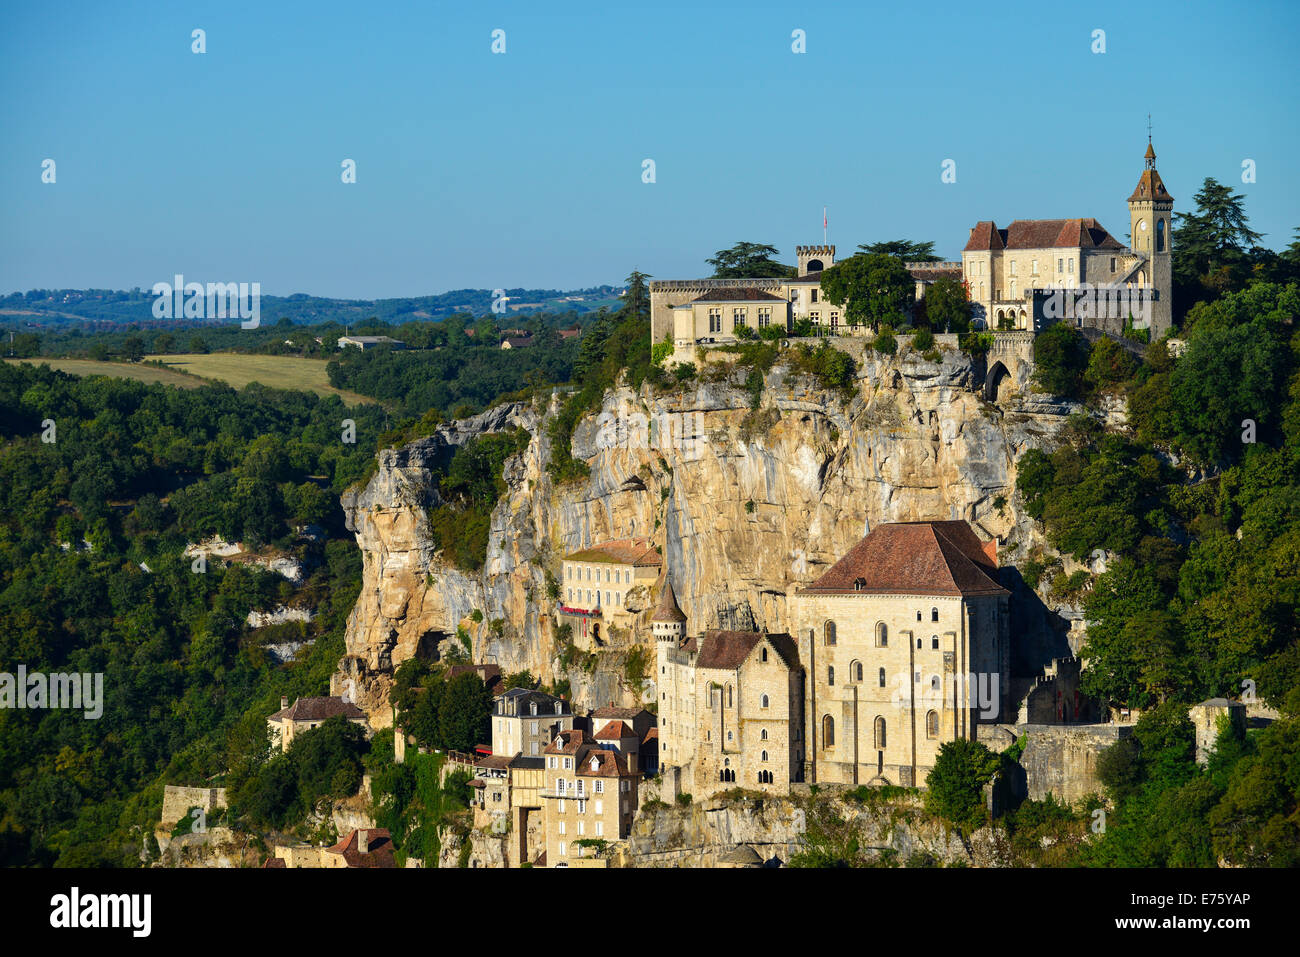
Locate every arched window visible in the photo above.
<box><xmin>931</xmin><ymin>607</ymin><xmax>939</xmax><ymax>622</ymax></box>
<box><xmin>931</xmin><ymin>635</ymin><xmax>940</xmax><ymax>650</ymax></box>
<box><xmin>760</xmin><ymin>693</ymin><xmax>769</xmax><ymax>709</ymax></box>
<box><xmin>727</xmin><ymin>684</ymin><xmax>733</xmax><ymax>708</ymax></box>
<box><xmin>761</xmin><ymin>728</ymin><xmax>768</xmax><ymax>740</ymax></box>
<box><xmin>760</xmin><ymin>647</ymin><xmax>768</xmax><ymax>662</ymax></box>
<box><xmin>1156</xmin><ymin>218</ymin><xmax>1166</xmax><ymax>253</ymax></box>
<box><xmin>926</xmin><ymin>710</ymin><xmax>939</xmax><ymax>739</ymax></box>
<box><xmin>930</xmin><ymin>674</ymin><xmax>941</xmax><ymax>692</ymax></box>
<box><xmin>822</xmin><ymin>715</ymin><xmax>835</xmax><ymax>748</ymax></box>
<box><xmin>916</xmin><ymin>637</ymin><xmax>922</xmax><ymax>649</ymax></box>
<box><xmin>916</xmin><ymin>610</ymin><xmax>921</xmax><ymax>621</ymax></box>
<box><xmin>761</xmin><ymin>750</ymin><xmax>769</xmax><ymax>762</ymax></box>
<box><xmin>824</xmin><ymin>620</ymin><xmax>837</xmax><ymax>646</ymax></box>
<box><xmin>851</xmin><ymin>660</ymin><xmax>863</xmax><ymax>683</ymax></box>
<box><xmin>878</xmin><ymin>667</ymin><xmax>886</xmax><ymax>688</ymax></box>
<box><xmin>827</xmin><ymin>666</ymin><xmax>835</xmax><ymax>686</ymax></box>
<box><xmin>875</xmin><ymin>622</ymin><xmax>887</xmax><ymax>647</ymax></box>
<box><xmin>874</xmin><ymin>717</ymin><xmax>887</xmax><ymax>750</ymax></box>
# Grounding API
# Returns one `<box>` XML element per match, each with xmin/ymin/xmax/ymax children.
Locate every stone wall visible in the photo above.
<box><xmin>1015</xmin><ymin>723</ymin><xmax>1130</xmax><ymax>804</ymax></box>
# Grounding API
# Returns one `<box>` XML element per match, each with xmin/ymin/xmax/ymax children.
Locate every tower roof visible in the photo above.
<box><xmin>1130</xmin><ymin>140</ymin><xmax>1173</xmax><ymax>204</ymax></box>
<box><xmin>650</xmin><ymin>579</ymin><xmax>687</xmax><ymax>623</ymax></box>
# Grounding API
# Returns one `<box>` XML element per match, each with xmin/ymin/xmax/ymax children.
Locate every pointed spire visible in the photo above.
<box><xmin>650</xmin><ymin>578</ymin><xmax>687</xmax><ymax>623</ymax></box>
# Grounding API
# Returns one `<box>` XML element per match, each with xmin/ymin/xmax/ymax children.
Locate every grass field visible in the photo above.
<box><xmin>8</xmin><ymin>353</ymin><xmax>375</xmax><ymax>405</ymax></box>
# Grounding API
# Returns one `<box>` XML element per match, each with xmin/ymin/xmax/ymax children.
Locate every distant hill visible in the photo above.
<box><xmin>0</xmin><ymin>285</ymin><xmax>626</xmax><ymax>328</ymax></box>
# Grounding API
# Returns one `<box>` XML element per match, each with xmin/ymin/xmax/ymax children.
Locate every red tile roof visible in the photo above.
<box><xmin>325</xmin><ymin>828</ymin><xmax>397</xmax><ymax>868</ymax></box>
<box><xmin>799</xmin><ymin>521</ymin><xmax>1006</xmax><ymax>597</ymax></box>
<box><xmin>543</xmin><ymin>729</ymin><xmax>590</xmax><ymax>755</ymax></box>
<box><xmin>565</xmin><ymin>538</ymin><xmax>662</xmax><ymax>566</ymax></box>
<box><xmin>268</xmin><ymin>696</ymin><xmax>367</xmax><ymax>723</ymax></box>
<box><xmin>964</xmin><ymin>218</ymin><xmax>1124</xmax><ymax>252</ymax></box>
<box><xmin>594</xmin><ymin>720</ymin><xmax>635</xmax><ymax>741</ymax></box>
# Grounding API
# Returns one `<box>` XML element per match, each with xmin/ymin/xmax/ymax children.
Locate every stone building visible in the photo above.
<box><xmin>558</xmin><ymin>538</ymin><xmax>662</xmax><ymax>643</ymax></box>
<box><xmin>540</xmin><ymin>730</ymin><xmax>638</xmax><ymax>867</ymax></box>
<box><xmin>591</xmin><ymin>704</ymin><xmax>657</xmax><ymax>774</ymax></box>
<box><xmin>1188</xmin><ymin>698</ymin><xmax>1247</xmax><ymax>765</ymax></box>
<box><xmin>654</xmin><ymin>580</ymin><xmax>806</xmax><ymax>794</ymax></box>
<box><xmin>793</xmin><ymin>520</ymin><xmax>1010</xmax><ymax>787</ymax></box>
<box><xmin>490</xmin><ymin>687</ymin><xmax>573</xmax><ymax>758</ymax></box>
<box><xmin>959</xmin><ymin>139</ymin><xmax>1173</xmax><ymax>337</ymax></box>
<box><xmin>267</xmin><ymin>695</ymin><xmax>368</xmax><ymax>752</ymax></box>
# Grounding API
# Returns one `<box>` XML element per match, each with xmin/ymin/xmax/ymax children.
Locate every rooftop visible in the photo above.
<box><xmin>799</xmin><ymin>520</ymin><xmax>1006</xmax><ymax>598</ymax></box>
<box><xmin>268</xmin><ymin>696</ymin><xmax>366</xmax><ymax>723</ymax></box>
<box><xmin>565</xmin><ymin>538</ymin><xmax>662</xmax><ymax>567</ymax></box>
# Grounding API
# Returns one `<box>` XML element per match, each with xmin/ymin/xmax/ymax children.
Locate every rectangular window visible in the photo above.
<box><xmin>733</xmin><ymin>307</ymin><xmax>746</xmax><ymax>328</ymax></box>
<box><xmin>595</xmin><ymin>780</ymin><xmax>604</xmax><ymax>793</ymax></box>
<box><xmin>1031</xmin><ymin>259</ymin><xmax>1038</xmax><ymax>275</ymax></box>
<box><xmin>708</xmin><ymin>308</ymin><xmax>722</xmax><ymax>333</ymax></box>
<box><xmin>577</xmin><ymin>820</ymin><xmax>585</xmax><ymax>836</ymax></box>
<box><xmin>810</xmin><ymin>311</ymin><xmax>820</xmax><ymax>325</ymax></box>
<box><xmin>1009</xmin><ymin>260</ymin><xmax>1016</xmax><ymax>275</ymax></box>
<box><xmin>1110</xmin><ymin>257</ymin><xmax>1117</xmax><ymax>271</ymax></box>
<box><xmin>1069</xmin><ymin>258</ymin><xmax>1075</xmax><ymax>271</ymax></box>
<box><xmin>757</xmin><ymin>307</ymin><xmax>771</xmax><ymax>328</ymax></box>
<box><xmin>595</xmin><ymin>820</ymin><xmax>604</xmax><ymax>837</ymax></box>
<box><xmin>810</xmin><ymin>289</ymin><xmax>819</xmax><ymax>303</ymax></box>
<box><xmin>558</xmin><ymin>798</ymin><xmax>565</xmax><ymax>812</ymax></box>
<box><xmin>830</xmin><ymin>312</ymin><xmax>839</xmax><ymax>328</ymax></box>
<box><xmin>563</xmin><ymin>757</ymin><xmax>572</xmax><ymax>770</ymax></box>
<box><xmin>1058</xmin><ymin>259</ymin><xmax>1063</xmax><ymax>273</ymax></box>
<box><xmin>548</xmin><ymin>757</ymin><xmax>556</xmax><ymax>768</ymax></box>
<box><xmin>559</xmin><ymin>842</ymin><xmax>567</xmax><ymax>857</ymax></box>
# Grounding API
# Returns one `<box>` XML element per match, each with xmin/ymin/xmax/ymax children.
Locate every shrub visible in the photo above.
<box><xmin>912</xmin><ymin>327</ymin><xmax>935</xmax><ymax>352</ymax></box>
<box><xmin>872</xmin><ymin>326</ymin><xmax>898</xmax><ymax>356</ymax></box>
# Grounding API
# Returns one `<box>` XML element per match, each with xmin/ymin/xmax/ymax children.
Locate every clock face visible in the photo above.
<box><xmin>1139</xmin><ymin>220</ymin><xmax>1148</xmax><ymax>231</ymax></box>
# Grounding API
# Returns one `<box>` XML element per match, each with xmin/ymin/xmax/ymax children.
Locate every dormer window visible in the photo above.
<box><xmin>853</xmin><ymin>577</ymin><xmax>866</xmax><ymax>591</ymax></box>
<box><xmin>531</xmin><ymin>702</ymin><xmax>537</xmax><ymax>716</ymax></box>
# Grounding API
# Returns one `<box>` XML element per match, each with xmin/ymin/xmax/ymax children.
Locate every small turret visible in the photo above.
<box><xmin>651</xmin><ymin>578</ymin><xmax>687</xmax><ymax>644</ymax></box>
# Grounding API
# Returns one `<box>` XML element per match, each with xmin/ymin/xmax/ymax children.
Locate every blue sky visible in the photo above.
<box><xmin>2</xmin><ymin>0</ymin><xmax>1297</xmax><ymax>299</ymax></box>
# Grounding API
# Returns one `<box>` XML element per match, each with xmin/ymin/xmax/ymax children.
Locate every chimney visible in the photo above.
<box><xmin>357</xmin><ymin>829</ymin><xmax>369</xmax><ymax>855</ymax></box>
<box><xmin>280</xmin><ymin>695</ymin><xmax>289</xmax><ymax>710</ymax></box>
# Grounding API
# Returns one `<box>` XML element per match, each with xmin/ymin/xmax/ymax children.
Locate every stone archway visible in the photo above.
<box><xmin>984</xmin><ymin>360</ymin><xmax>1010</xmax><ymax>401</ymax></box>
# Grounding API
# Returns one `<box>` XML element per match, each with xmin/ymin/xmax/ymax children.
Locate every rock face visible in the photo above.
<box><xmin>616</xmin><ymin>792</ymin><xmax>1011</xmax><ymax>868</ymax></box>
<box><xmin>335</xmin><ymin>344</ymin><xmax>1083</xmax><ymax>725</ymax></box>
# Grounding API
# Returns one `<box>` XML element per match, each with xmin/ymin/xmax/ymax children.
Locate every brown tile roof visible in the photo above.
<box><xmin>764</xmin><ymin>632</ymin><xmax>802</xmax><ymax>671</ymax></box>
<box><xmin>565</xmin><ymin>538</ymin><xmax>662</xmax><ymax>566</ymax></box>
<box><xmin>964</xmin><ymin>219</ymin><xmax>1123</xmax><ymax>252</ymax></box>
<box><xmin>577</xmin><ymin>748</ymin><xmax>631</xmax><ymax>777</ymax></box>
<box><xmin>467</xmin><ymin>778</ymin><xmax>487</xmax><ymax>788</ymax></box>
<box><xmin>543</xmin><ymin>729</ymin><xmax>590</xmax><ymax>755</ymax></box>
<box><xmin>268</xmin><ymin>696</ymin><xmax>367</xmax><ymax>723</ymax></box>
<box><xmin>474</xmin><ymin>754</ymin><xmax>514</xmax><ymax>771</ymax></box>
<box><xmin>559</xmin><ymin>328</ymin><xmax>582</xmax><ymax>339</ymax></box>
<box><xmin>642</xmin><ymin>728</ymin><xmax>659</xmax><ymax>743</ymax></box>
<box><xmin>799</xmin><ymin>521</ymin><xmax>1006</xmax><ymax>597</ymax></box>
<box><xmin>964</xmin><ymin>221</ymin><xmax>1004</xmax><ymax>252</ymax></box>
<box><xmin>690</xmin><ymin>289</ymin><xmax>786</xmax><ymax>303</ymax></box>
<box><xmin>502</xmin><ymin>336</ymin><xmax>533</xmax><ymax>348</ymax></box>
<box><xmin>325</xmin><ymin>828</ymin><xmax>397</xmax><ymax>868</ymax></box>
<box><xmin>696</xmin><ymin>630</ymin><xmax>764</xmax><ymax>670</ymax></box>
<box><xmin>594</xmin><ymin>720</ymin><xmax>635</xmax><ymax>741</ymax></box>
<box><xmin>650</xmin><ymin>579</ymin><xmax>687</xmax><ymax>623</ymax></box>
<box><xmin>1128</xmin><ymin>169</ymin><xmax>1174</xmax><ymax>204</ymax></box>
<box><xmin>262</xmin><ymin>857</ymin><xmax>286</xmax><ymax>868</ymax></box>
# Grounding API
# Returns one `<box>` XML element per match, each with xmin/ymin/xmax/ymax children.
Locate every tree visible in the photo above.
<box><xmin>121</xmin><ymin>336</ymin><xmax>146</xmax><ymax>363</ymax></box>
<box><xmin>857</xmin><ymin>239</ymin><xmax>940</xmax><ymax>262</ymax></box>
<box><xmin>439</xmin><ymin>672</ymin><xmax>492</xmax><ymax>752</ymax></box>
<box><xmin>706</xmin><ymin>242</ymin><xmax>794</xmax><ymax>279</ymax></box>
<box><xmin>1083</xmin><ymin>336</ymin><xmax>1138</xmax><ymax>394</ymax></box>
<box><xmin>819</xmin><ymin>253</ymin><xmax>913</xmax><ymax>331</ymax></box>
<box><xmin>1031</xmin><ymin>324</ymin><xmax>1089</xmax><ymax>398</ymax></box>
<box><xmin>925</xmin><ymin>739</ymin><xmax>1001</xmax><ymax>833</ymax></box>
<box><xmin>188</xmin><ymin>335</ymin><xmax>209</xmax><ymax>354</ymax></box>
<box><xmin>919</xmin><ymin>276</ymin><xmax>971</xmax><ymax>333</ymax></box>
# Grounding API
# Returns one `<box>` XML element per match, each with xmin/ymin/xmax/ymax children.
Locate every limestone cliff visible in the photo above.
<box><xmin>334</xmin><ymin>343</ymin><xmax>1085</xmax><ymax>726</ymax></box>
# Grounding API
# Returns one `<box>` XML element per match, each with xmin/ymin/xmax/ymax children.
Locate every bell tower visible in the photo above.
<box><xmin>1127</xmin><ymin>125</ymin><xmax>1174</xmax><ymax>337</ymax></box>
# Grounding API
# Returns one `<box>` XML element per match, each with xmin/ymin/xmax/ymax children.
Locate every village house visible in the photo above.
<box><xmin>491</xmin><ymin>687</ymin><xmax>573</xmax><ymax>758</ymax></box>
<box><xmin>336</xmin><ymin>335</ymin><xmax>405</xmax><ymax>350</ymax></box>
<box><xmin>540</xmin><ymin>729</ymin><xmax>638</xmax><ymax>867</ymax></box>
<box><xmin>558</xmin><ymin>538</ymin><xmax>662</xmax><ymax>643</ymax></box>
<box><xmin>267</xmin><ymin>695</ymin><xmax>368</xmax><ymax>752</ymax></box>
<box><xmin>590</xmin><ymin>704</ymin><xmax>658</xmax><ymax>774</ymax></box>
